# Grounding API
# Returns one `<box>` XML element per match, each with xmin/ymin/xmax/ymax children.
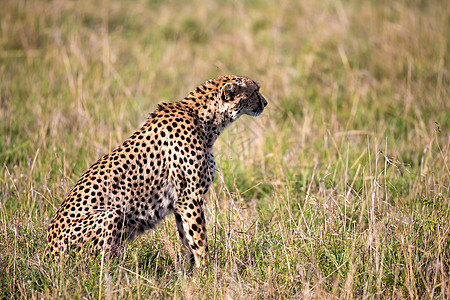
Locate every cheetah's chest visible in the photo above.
<box><xmin>207</xmin><ymin>150</ymin><xmax>216</xmax><ymax>184</ymax></box>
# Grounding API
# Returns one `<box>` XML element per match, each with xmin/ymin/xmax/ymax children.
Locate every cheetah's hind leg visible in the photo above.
<box><xmin>46</xmin><ymin>210</ymin><xmax>128</xmax><ymax>259</ymax></box>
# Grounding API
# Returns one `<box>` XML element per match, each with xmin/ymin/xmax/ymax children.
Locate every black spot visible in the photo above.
<box><xmin>175</xmin><ymin>214</ymin><xmax>181</xmax><ymax>222</ymax></box>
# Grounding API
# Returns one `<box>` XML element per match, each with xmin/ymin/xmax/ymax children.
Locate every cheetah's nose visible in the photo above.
<box><xmin>261</xmin><ymin>96</ymin><xmax>268</xmax><ymax>107</ymax></box>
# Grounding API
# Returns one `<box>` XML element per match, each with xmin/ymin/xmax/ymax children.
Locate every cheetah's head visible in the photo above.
<box><xmin>217</xmin><ymin>75</ymin><xmax>268</xmax><ymax>122</ymax></box>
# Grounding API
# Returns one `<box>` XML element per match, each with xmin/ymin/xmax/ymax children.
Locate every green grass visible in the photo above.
<box><xmin>1</xmin><ymin>0</ymin><xmax>449</xmax><ymax>298</ymax></box>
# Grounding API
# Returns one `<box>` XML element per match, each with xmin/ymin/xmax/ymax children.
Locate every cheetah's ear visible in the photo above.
<box><xmin>221</xmin><ymin>83</ymin><xmax>236</xmax><ymax>102</ymax></box>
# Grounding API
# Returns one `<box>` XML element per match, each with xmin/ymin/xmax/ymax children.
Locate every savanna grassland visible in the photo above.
<box><xmin>0</xmin><ymin>0</ymin><xmax>449</xmax><ymax>298</ymax></box>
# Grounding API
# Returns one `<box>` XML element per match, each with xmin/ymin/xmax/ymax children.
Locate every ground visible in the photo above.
<box><xmin>0</xmin><ymin>0</ymin><xmax>449</xmax><ymax>298</ymax></box>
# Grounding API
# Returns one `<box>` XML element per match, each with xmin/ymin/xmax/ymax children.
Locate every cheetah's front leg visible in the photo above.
<box><xmin>174</xmin><ymin>197</ymin><xmax>208</xmax><ymax>268</ymax></box>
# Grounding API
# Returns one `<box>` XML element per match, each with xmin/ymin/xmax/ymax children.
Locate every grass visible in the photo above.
<box><xmin>0</xmin><ymin>0</ymin><xmax>448</xmax><ymax>298</ymax></box>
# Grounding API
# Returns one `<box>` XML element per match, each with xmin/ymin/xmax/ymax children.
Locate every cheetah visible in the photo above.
<box><xmin>45</xmin><ymin>75</ymin><xmax>267</xmax><ymax>267</ymax></box>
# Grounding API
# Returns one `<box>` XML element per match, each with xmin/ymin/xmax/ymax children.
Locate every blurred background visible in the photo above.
<box><xmin>0</xmin><ymin>0</ymin><xmax>448</xmax><ymax>298</ymax></box>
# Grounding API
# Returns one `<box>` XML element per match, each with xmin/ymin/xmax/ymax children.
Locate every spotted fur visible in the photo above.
<box><xmin>45</xmin><ymin>75</ymin><xmax>267</xmax><ymax>267</ymax></box>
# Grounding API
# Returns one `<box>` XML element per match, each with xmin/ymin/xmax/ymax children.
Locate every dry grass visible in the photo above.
<box><xmin>0</xmin><ymin>0</ymin><xmax>449</xmax><ymax>298</ymax></box>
